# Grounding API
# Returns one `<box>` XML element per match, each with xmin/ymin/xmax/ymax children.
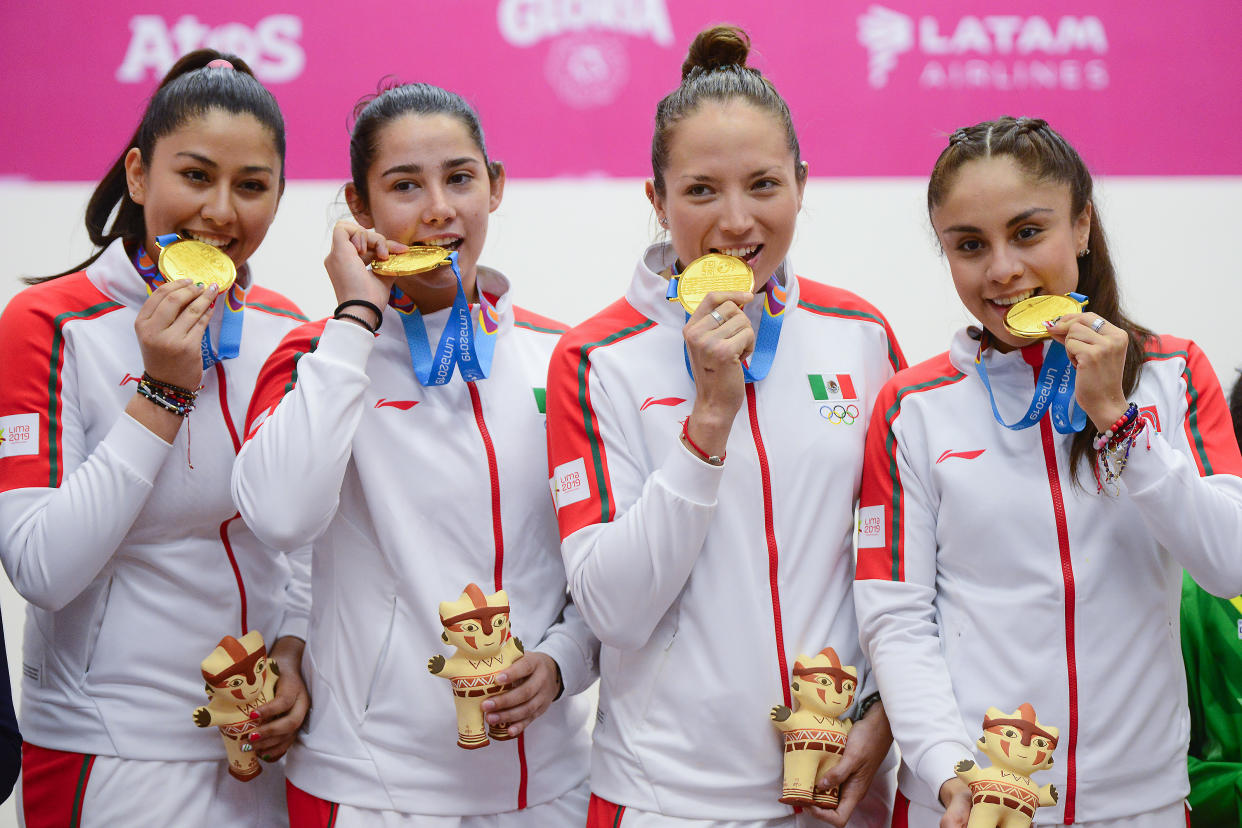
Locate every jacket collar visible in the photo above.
<box><xmin>85</xmin><ymin>238</ymin><xmax>254</xmax><ymax>311</ymax></box>
<box><xmin>625</xmin><ymin>242</ymin><xmax>799</xmax><ymax>328</ymax></box>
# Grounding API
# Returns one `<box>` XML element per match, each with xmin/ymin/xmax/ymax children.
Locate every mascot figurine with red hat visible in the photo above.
<box><xmin>954</xmin><ymin>703</ymin><xmax>1059</xmax><ymax>828</ymax></box>
<box><xmin>770</xmin><ymin>647</ymin><xmax>857</xmax><ymax>807</ymax></box>
<box><xmin>192</xmin><ymin>630</ymin><xmax>280</xmax><ymax>780</ymax></box>
<box><xmin>428</xmin><ymin>583</ymin><xmax>524</xmax><ymax>749</ymax></box>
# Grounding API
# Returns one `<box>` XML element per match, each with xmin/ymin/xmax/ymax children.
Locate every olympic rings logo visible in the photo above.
<box><xmin>819</xmin><ymin>404</ymin><xmax>860</xmax><ymax>425</ymax></box>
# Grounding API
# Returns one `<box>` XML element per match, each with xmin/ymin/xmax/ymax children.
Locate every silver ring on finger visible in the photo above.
<box><xmin>1090</xmin><ymin>317</ymin><xmax>1106</xmax><ymax>333</ymax></box>
<box><xmin>709</xmin><ymin>309</ymin><xmax>726</xmax><ymax>327</ymax></box>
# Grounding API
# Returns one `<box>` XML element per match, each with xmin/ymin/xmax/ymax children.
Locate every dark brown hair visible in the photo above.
<box><xmin>348</xmin><ymin>81</ymin><xmax>500</xmax><ymax>208</ymax></box>
<box><xmin>928</xmin><ymin>116</ymin><xmax>1153</xmax><ymax>482</ymax></box>
<box><xmin>651</xmin><ymin>24</ymin><xmax>805</xmax><ymax>197</ymax></box>
<box><xmin>32</xmin><ymin>50</ymin><xmax>285</xmax><ymax>283</ymax></box>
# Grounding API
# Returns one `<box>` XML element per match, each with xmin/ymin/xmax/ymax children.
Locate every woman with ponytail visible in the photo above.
<box><xmin>854</xmin><ymin>116</ymin><xmax>1242</xmax><ymax>827</ymax></box>
<box><xmin>231</xmin><ymin>81</ymin><xmax>596</xmax><ymax>826</ymax></box>
<box><xmin>0</xmin><ymin>50</ymin><xmax>309</xmax><ymax>825</ymax></box>
<box><xmin>545</xmin><ymin>24</ymin><xmax>900</xmax><ymax>827</ymax></box>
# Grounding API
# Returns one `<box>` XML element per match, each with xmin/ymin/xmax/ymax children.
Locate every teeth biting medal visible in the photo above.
<box><xmin>666</xmin><ymin>253</ymin><xmax>755</xmax><ymax>313</ymax></box>
<box><xmin>154</xmin><ymin>233</ymin><xmax>236</xmax><ymax>291</ymax></box>
<box><xmin>1004</xmin><ymin>292</ymin><xmax>1088</xmax><ymax>339</ymax></box>
<box><xmin>371</xmin><ymin>245</ymin><xmax>454</xmax><ymax>277</ymax></box>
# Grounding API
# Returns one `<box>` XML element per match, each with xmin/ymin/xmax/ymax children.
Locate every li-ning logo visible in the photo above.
<box><xmin>497</xmin><ymin>0</ymin><xmax>673</xmax><ymax>109</ymax></box>
<box><xmin>375</xmin><ymin>399</ymin><xmax>419</xmax><ymax>411</ymax></box>
<box><xmin>936</xmin><ymin>449</ymin><xmax>986</xmax><ymax>464</ymax></box>
<box><xmin>120</xmin><ymin>373</ymin><xmax>141</xmax><ymax>386</ymax></box>
<box><xmin>639</xmin><ymin>396</ymin><xmax>686</xmax><ymax>411</ymax></box>
<box><xmin>857</xmin><ymin>5</ymin><xmax>1109</xmax><ymax>91</ymax></box>
<box><xmin>1137</xmin><ymin>405</ymin><xmax>1161</xmax><ymax>433</ymax></box>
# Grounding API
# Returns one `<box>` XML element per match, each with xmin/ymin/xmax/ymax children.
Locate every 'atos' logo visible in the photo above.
<box><xmin>116</xmin><ymin>15</ymin><xmax>305</xmax><ymax>84</ymax></box>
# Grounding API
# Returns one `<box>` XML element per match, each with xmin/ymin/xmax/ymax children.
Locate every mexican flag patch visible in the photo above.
<box><xmin>808</xmin><ymin>373</ymin><xmax>857</xmax><ymax>402</ymax></box>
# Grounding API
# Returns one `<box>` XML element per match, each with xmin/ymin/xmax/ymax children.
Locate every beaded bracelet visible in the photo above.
<box><xmin>1092</xmin><ymin>402</ymin><xmax>1138</xmax><ymax>450</ymax></box>
<box><xmin>137</xmin><ymin>374</ymin><xmax>196</xmax><ymax>417</ymax></box>
<box><xmin>680</xmin><ymin>417</ymin><xmax>725</xmax><ymax>466</ymax></box>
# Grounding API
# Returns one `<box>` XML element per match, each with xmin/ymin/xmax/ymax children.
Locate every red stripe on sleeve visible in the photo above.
<box><xmin>0</xmin><ymin>274</ymin><xmax>122</xmax><ymax>493</ymax></box>
<box><xmin>242</xmin><ymin>319</ymin><xmax>326</xmax><ymax>443</ymax></box>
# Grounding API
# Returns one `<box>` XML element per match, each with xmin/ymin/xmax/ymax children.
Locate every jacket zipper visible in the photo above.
<box><xmin>1025</xmin><ymin>350</ymin><xmax>1079</xmax><ymax>823</ymax></box>
<box><xmin>746</xmin><ymin>385</ymin><xmax>791</xmax><ymax>707</ymax></box>
<box><xmin>467</xmin><ymin>380</ymin><xmax>528</xmax><ymax>810</ymax></box>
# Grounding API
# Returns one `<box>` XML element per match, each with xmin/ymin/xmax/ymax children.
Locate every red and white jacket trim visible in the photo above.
<box><xmin>232</xmin><ymin>267</ymin><xmax>597</xmax><ymax>816</ymax></box>
<box><xmin>0</xmin><ymin>239</ymin><xmax>309</xmax><ymax>759</ymax></box>
<box><xmin>545</xmin><ymin>243</ymin><xmax>905</xmax><ymax>818</ymax></box>
<box><xmin>855</xmin><ymin>328</ymin><xmax>1242</xmax><ymax>822</ymax></box>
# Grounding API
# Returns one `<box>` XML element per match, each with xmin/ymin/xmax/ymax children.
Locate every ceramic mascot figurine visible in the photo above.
<box><xmin>192</xmin><ymin>630</ymin><xmax>279</xmax><ymax>781</ymax></box>
<box><xmin>770</xmin><ymin>647</ymin><xmax>857</xmax><ymax>807</ymax></box>
<box><xmin>428</xmin><ymin>583</ymin><xmax>524</xmax><ymax>749</ymax></box>
<box><xmin>955</xmin><ymin>703</ymin><xmax>1059</xmax><ymax>828</ymax></box>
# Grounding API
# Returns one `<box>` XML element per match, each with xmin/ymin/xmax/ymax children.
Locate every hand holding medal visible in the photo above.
<box><xmin>1042</xmin><ymin>311</ymin><xmax>1129</xmax><ymax>433</ymax></box>
<box><xmin>325</xmin><ymin>219</ymin><xmax>411</xmax><ymax>321</ymax></box>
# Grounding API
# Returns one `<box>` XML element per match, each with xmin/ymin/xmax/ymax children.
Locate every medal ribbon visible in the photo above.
<box><xmin>137</xmin><ymin>235</ymin><xmax>246</xmax><ymax>370</ymax></box>
<box><xmin>667</xmin><ymin>263</ymin><xmax>788</xmax><ymax>384</ymax></box>
<box><xmin>973</xmin><ymin>292</ymin><xmax>1089</xmax><ymax>434</ymax></box>
<box><xmin>388</xmin><ymin>251</ymin><xmax>500</xmax><ymax>386</ymax></box>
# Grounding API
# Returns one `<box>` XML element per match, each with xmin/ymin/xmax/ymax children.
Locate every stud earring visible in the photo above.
<box><xmin>1077</xmin><ymin>247</ymin><xmax>1090</xmax><ymax>258</ymax></box>
<box><xmin>659</xmin><ymin>217</ymin><xmax>669</xmax><ymax>228</ymax></box>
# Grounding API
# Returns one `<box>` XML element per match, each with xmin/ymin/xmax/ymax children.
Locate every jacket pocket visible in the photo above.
<box><xmin>362</xmin><ymin>596</ymin><xmax>397</xmax><ymax>716</ymax></box>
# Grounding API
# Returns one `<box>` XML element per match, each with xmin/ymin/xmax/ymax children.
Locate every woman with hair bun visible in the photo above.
<box><xmin>546</xmin><ymin>24</ymin><xmax>900</xmax><ymax>827</ymax></box>
<box><xmin>231</xmin><ymin>81</ymin><xmax>597</xmax><ymax>826</ymax></box>
<box><xmin>854</xmin><ymin>116</ymin><xmax>1242</xmax><ymax>827</ymax></box>
<box><xmin>0</xmin><ymin>50</ymin><xmax>310</xmax><ymax>825</ymax></box>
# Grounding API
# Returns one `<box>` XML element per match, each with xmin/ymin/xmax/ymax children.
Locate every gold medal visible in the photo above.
<box><xmin>370</xmin><ymin>246</ymin><xmax>453</xmax><ymax>277</ymax></box>
<box><xmin>669</xmin><ymin>253</ymin><xmax>754</xmax><ymax>313</ymax></box>
<box><xmin>1004</xmin><ymin>293</ymin><xmax>1088</xmax><ymax>339</ymax></box>
<box><xmin>156</xmin><ymin>237</ymin><xmax>236</xmax><ymax>291</ymax></box>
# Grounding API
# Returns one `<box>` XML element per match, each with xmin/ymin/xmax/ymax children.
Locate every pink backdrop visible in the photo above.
<box><xmin>5</xmin><ymin>0</ymin><xmax>1240</xmax><ymax>180</ymax></box>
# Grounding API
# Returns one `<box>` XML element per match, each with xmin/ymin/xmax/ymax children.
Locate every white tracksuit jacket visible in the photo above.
<box><xmin>0</xmin><ymin>239</ymin><xmax>310</xmax><ymax>758</ymax></box>
<box><xmin>544</xmin><ymin>243</ymin><xmax>905</xmax><ymax>819</ymax></box>
<box><xmin>854</xmin><ymin>328</ymin><xmax>1242</xmax><ymax>824</ymax></box>
<box><xmin>231</xmin><ymin>267</ymin><xmax>597</xmax><ymax>816</ymax></box>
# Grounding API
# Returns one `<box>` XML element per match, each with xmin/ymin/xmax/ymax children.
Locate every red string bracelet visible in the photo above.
<box><xmin>681</xmin><ymin>417</ymin><xmax>725</xmax><ymax>466</ymax></box>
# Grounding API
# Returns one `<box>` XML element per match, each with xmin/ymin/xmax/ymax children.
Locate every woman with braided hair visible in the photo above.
<box><xmin>854</xmin><ymin>116</ymin><xmax>1242</xmax><ymax>827</ymax></box>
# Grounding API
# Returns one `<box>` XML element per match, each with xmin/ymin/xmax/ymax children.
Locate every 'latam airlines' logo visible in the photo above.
<box><xmin>497</xmin><ymin>0</ymin><xmax>673</xmax><ymax>109</ymax></box>
<box><xmin>858</xmin><ymin>5</ymin><xmax>1109</xmax><ymax>91</ymax></box>
<box><xmin>116</xmin><ymin>14</ymin><xmax>306</xmax><ymax>83</ymax></box>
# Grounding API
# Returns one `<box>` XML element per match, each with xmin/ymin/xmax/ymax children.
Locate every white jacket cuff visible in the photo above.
<box><xmin>532</xmin><ymin>630</ymin><xmax>597</xmax><ymax>698</ymax></box>
<box><xmin>320</xmin><ymin>316</ymin><xmax>378</xmax><ymax>368</ymax></box>
<box><xmin>657</xmin><ymin>436</ymin><xmax>725</xmax><ymax>506</ymax></box>
<box><xmin>916</xmin><ymin>740</ymin><xmax>976</xmax><ymax>801</ymax></box>
<box><xmin>113</xmin><ymin>411</ymin><xmax>177</xmax><ymax>479</ymax></box>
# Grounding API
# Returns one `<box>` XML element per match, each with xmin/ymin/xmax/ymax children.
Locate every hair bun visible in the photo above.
<box><xmin>681</xmin><ymin>25</ymin><xmax>751</xmax><ymax>80</ymax></box>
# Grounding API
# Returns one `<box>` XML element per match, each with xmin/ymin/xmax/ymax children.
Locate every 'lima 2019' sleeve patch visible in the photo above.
<box><xmin>0</xmin><ymin>413</ymin><xmax>39</xmax><ymax>458</ymax></box>
<box><xmin>857</xmin><ymin>504</ymin><xmax>886</xmax><ymax>549</ymax></box>
<box><xmin>549</xmin><ymin>457</ymin><xmax>591</xmax><ymax>511</ymax></box>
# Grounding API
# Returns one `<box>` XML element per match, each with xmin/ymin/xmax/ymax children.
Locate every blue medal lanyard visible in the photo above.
<box><xmin>388</xmin><ymin>251</ymin><xmax>500</xmax><ymax>386</ymax></box>
<box><xmin>973</xmin><ymin>292</ymin><xmax>1088</xmax><ymax>434</ymax></box>
<box><xmin>136</xmin><ymin>235</ymin><xmax>246</xmax><ymax>370</ymax></box>
<box><xmin>667</xmin><ymin>261</ymin><xmax>788</xmax><ymax>383</ymax></box>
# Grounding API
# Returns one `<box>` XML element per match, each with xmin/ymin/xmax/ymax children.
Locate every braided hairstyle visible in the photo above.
<box><xmin>33</xmin><ymin>50</ymin><xmax>286</xmax><ymax>283</ymax></box>
<box><xmin>650</xmin><ymin>24</ymin><xmax>806</xmax><ymax>197</ymax></box>
<box><xmin>929</xmin><ymin>116</ymin><xmax>1153</xmax><ymax>482</ymax></box>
